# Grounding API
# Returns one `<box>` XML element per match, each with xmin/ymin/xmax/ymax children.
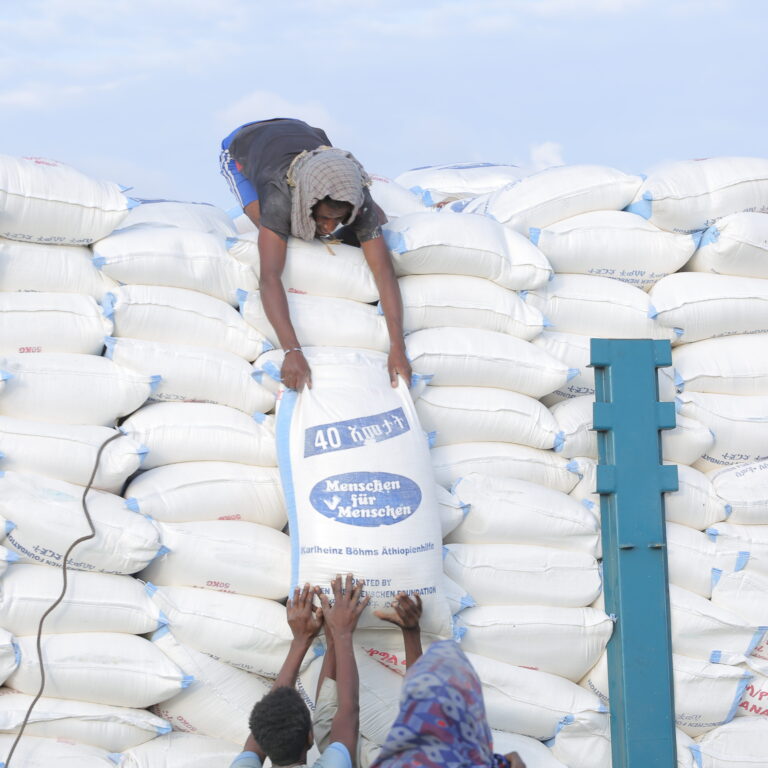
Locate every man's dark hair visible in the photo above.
<box><xmin>315</xmin><ymin>196</ymin><xmax>353</xmax><ymax>215</ymax></box>
<box><xmin>249</xmin><ymin>686</ymin><xmax>312</xmax><ymax>766</ymax></box>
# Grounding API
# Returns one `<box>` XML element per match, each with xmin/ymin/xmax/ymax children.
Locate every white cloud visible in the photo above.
<box><xmin>0</xmin><ymin>80</ymin><xmax>123</xmax><ymax>109</ymax></box>
<box><xmin>215</xmin><ymin>92</ymin><xmax>340</xmax><ymax>138</ymax></box>
<box><xmin>528</xmin><ymin>141</ymin><xmax>565</xmax><ymax>170</ymax></box>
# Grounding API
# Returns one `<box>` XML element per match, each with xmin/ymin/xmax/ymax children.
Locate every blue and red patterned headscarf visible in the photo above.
<box><xmin>370</xmin><ymin>640</ymin><xmax>511</xmax><ymax>768</ymax></box>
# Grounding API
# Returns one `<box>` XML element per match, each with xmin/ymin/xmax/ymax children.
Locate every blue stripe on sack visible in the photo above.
<box><xmin>725</xmin><ymin>673</ymin><xmax>752</xmax><ymax>724</ymax></box>
<box><xmin>426</xmin><ymin>431</ymin><xmax>436</xmax><ymax>449</ymax></box>
<box><xmin>459</xmin><ymin>502</ymin><xmax>470</xmax><ymax>519</ymax></box>
<box><xmin>747</xmin><ymin>627</ymin><xmax>768</xmax><ymax>656</ymax></box>
<box><xmin>553</xmin><ymin>431</ymin><xmax>565</xmax><ymax>452</ymax></box>
<box><xmin>706</xmin><ymin>527</ymin><xmax>718</xmax><ymax>543</ymax></box>
<box><xmin>225</xmin><ymin>236</ymin><xmax>239</xmax><ymax>249</ymax></box>
<box><xmin>92</xmin><ymin>255</ymin><xmax>106</xmax><ymax>269</ymax></box>
<box><xmin>452</xmin><ymin>623</ymin><xmax>467</xmax><ymax>642</ymax></box>
<box><xmin>144</xmin><ymin>581</ymin><xmax>158</xmax><ymax>597</ymax></box>
<box><xmin>107</xmin><ymin>754</ymin><xmax>123</xmax><ymax>765</ymax></box>
<box><xmin>624</xmin><ymin>191</ymin><xmax>653</xmax><ymax>219</ymax></box>
<box><xmin>150</xmin><ymin>546</ymin><xmax>170</xmax><ymax>562</ymax></box>
<box><xmin>181</xmin><ymin>675</ymin><xmax>195</xmax><ymax>688</ymax></box>
<box><xmin>709</xmin><ymin>650</ymin><xmax>722</xmax><ymax>664</ymax></box>
<box><xmin>236</xmin><ymin>288</ymin><xmax>249</xmax><ymax>312</ymax></box>
<box><xmin>124</xmin><ymin>497</ymin><xmax>140</xmax><ymax>513</ymax></box>
<box><xmin>103</xmin><ymin>336</ymin><xmax>117</xmax><ymax>358</ymax></box>
<box><xmin>648</xmin><ymin>304</ymin><xmax>658</xmax><ymax>319</ymax></box>
<box><xmin>3</xmin><ymin>520</ymin><xmax>15</xmax><ymax>535</ymax></box>
<box><xmin>566</xmin><ymin>368</ymin><xmax>579</xmax><ymax>381</ymax></box>
<box><xmin>529</xmin><ymin>227</ymin><xmax>541</xmax><ymax>245</ymax></box>
<box><xmin>149</xmin><ymin>374</ymin><xmax>162</xmax><ymax>393</ymax></box>
<box><xmin>566</xmin><ymin>460</ymin><xmax>581</xmax><ymax>475</ymax></box>
<box><xmin>382</xmin><ymin>227</ymin><xmax>407</xmax><ymax>254</ymax></box>
<box><xmin>442</xmin><ymin>545</ymin><xmax>449</xmax><ymax>560</ymax></box>
<box><xmin>11</xmin><ymin>639</ymin><xmax>20</xmax><ymax>667</ymax></box>
<box><xmin>724</xmin><ymin>504</ymin><xmax>732</xmax><ymax>518</ymax></box>
<box><xmin>137</xmin><ymin>445</ymin><xmax>149</xmax><ymax>464</ymax></box>
<box><xmin>126</xmin><ymin>197</ymin><xmax>141</xmax><ymax>210</ymax></box>
<box><xmin>582</xmin><ymin>498</ymin><xmax>596</xmax><ymax>512</ymax></box>
<box><xmin>697</xmin><ymin>225</ymin><xmax>720</xmax><ymax>248</ymax></box>
<box><xmin>459</xmin><ymin>593</ymin><xmax>475</xmax><ymax>609</ymax></box>
<box><xmin>734</xmin><ymin>551</ymin><xmax>750</xmax><ymax>571</ymax></box>
<box><xmin>102</xmin><ymin>292</ymin><xmax>116</xmax><ymax>320</ymax></box>
<box><xmin>252</xmin><ymin>412</ymin><xmax>266</xmax><ymax>424</ymax></box>
<box><xmin>157</xmin><ymin>609</ymin><xmax>169</xmax><ymax>627</ymax></box>
<box><xmin>690</xmin><ymin>745</ymin><xmax>703</xmax><ymax>768</ymax></box>
<box><xmin>276</xmin><ymin>388</ymin><xmax>301</xmax><ymax>592</ymax></box>
<box><xmin>156</xmin><ymin>723</ymin><xmax>173</xmax><ymax>735</ymax></box>
<box><xmin>151</xmin><ymin>625</ymin><xmax>171</xmax><ymax>641</ymax></box>
<box><xmin>3</xmin><ymin>551</ymin><xmax>19</xmax><ymax>564</ymax></box>
<box><xmin>710</xmin><ymin>568</ymin><xmax>723</xmax><ymax>591</ymax></box>
<box><xmin>0</xmin><ymin>371</ymin><xmax>10</xmax><ymax>382</ymax></box>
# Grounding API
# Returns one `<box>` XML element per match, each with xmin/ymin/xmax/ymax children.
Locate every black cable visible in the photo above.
<box><xmin>3</xmin><ymin>430</ymin><xmax>124</xmax><ymax>768</ymax></box>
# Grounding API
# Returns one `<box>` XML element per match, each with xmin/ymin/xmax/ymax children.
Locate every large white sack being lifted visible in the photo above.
<box><xmin>125</xmin><ymin>461</ymin><xmax>286</xmax><ymax>526</ymax></box>
<box><xmin>529</xmin><ymin>210</ymin><xmax>697</xmax><ymax>291</ymax></box>
<box><xmin>0</xmin><ymin>471</ymin><xmax>163</xmax><ymax>574</ymax></box>
<box><xmin>275</xmin><ymin>347</ymin><xmax>451</xmax><ymax>636</ymax></box>
<box><xmin>0</xmin><ymin>416</ymin><xmax>145</xmax><ymax>493</ymax></box>
<box><xmin>92</xmin><ymin>224</ymin><xmax>258</xmax><ymax>304</ymax></box>
<box><xmin>0</xmin><ymin>353</ymin><xmax>155</xmax><ymax>426</ymax></box>
<box><xmin>382</xmin><ymin>210</ymin><xmax>552</xmax><ymax>290</ymax></box>
<box><xmin>105</xmin><ymin>336</ymin><xmax>275</xmax><ymax>415</ymax></box>
<box><xmin>452</xmin><ymin>164</ymin><xmax>642</xmax><ymax>234</ymax></box>
<box><xmin>104</xmin><ymin>284</ymin><xmax>270</xmax><ymax>361</ymax></box>
<box><xmin>121</xmin><ymin>732</ymin><xmax>240</xmax><ymax>768</ymax></box>
<box><xmin>0</xmin><ymin>292</ymin><xmax>112</xmax><ymax>355</ymax></box>
<box><xmin>626</xmin><ymin>157</ymin><xmax>768</xmax><ymax>234</ymax></box>
<box><xmin>0</xmin><ymin>155</ymin><xmax>130</xmax><ymax>244</ymax></box>
<box><xmin>397</xmin><ymin>274</ymin><xmax>545</xmax><ymax>339</ymax></box>
<box><xmin>0</xmin><ymin>237</ymin><xmax>116</xmax><ymax>298</ymax></box>
<box><xmin>686</xmin><ymin>211</ymin><xmax>768</xmax><ymax>279</ymax></box>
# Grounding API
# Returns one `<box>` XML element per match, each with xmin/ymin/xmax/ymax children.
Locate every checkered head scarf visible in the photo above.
<box><xmin>287</xmin><ymin>146</ymin><xmax>370</xmax><ymax>241</ymax></box>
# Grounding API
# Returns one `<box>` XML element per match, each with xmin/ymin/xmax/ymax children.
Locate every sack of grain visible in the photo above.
<box><xmin>0</xmin><ymin>154</ymin><xmax>130</xmax><ymax>244</ymax></box>
<box><xmin>711</xmin><ymin>569</ymin><xmax>768</xmax><ymax>629</ymax></box>
<box><xmin>121</xmin><ymin>732</ymin><xmax>240</xmax><ymax>768</ymax></box>
<box><xmin>0</xmin><ymin>353</ymin><xmax>155</xmax><ymax>426</ymax></box>
<box><xmin>124</xmin><ymin>461</ymin><xmax>285</xmax><ymax>526</ymax></box>
<box><xmin>369</xmin><ymin>173</ymin><xmax>428</xmax><ymax>217</ymax></box>
<box><xmin>119</xmin><ymin>199</ymin><xmax>237</xmax><ymax>236</ymax></box>
<box><xmin>664</xmin><ymin>464</ymin><xmax>729</xmax><ymax>531</ymax></box>
<box><xmin>0</xmin><ymin>417</ymin><xmax>144</xmax><ymax>493</ymax></box>
<box><xmin>383</xmin><ymin>209</ymin><xmax>552</xmax><ymax>290</ymax></box>
<box><xmin>530</xmin><ymin>210</ymin><xmax>696</xmax><ymax>290</ymax></box>
<box><xmin>0</xmin><ymin>629</ymin><xmax>17</xmax><ymax>687</ymax></box>
<box><xmin>709</xmin><ymin>460</ymin><xmax>768</xmax><ymax>525</ymax></box>
<box><xmin>454</xmin><ymin>164</ymin><xmax>642</xmax><ymax>233</ymax></box>
<box><xmin>691</xmin><ymin>717</ymin><xmax>768</xmax><ymax>767</ymax></box>
<box><xmin>707</xmin><ymin>523</ymin><xmax>768</xmax><ymax>579</ymax></box>
<box><xmin>0</xmin><ymin>734</ymin><xmax>120</xmax><ymax>767</ymax></box>
<box><xmin>105</xmin><ymin>336</ymin><xmax>275</xmax><ymax>415</ymax></box>
<box><xmin>626</xmin><ymin>157</ymin><xmax>768</xmax><ymax>234</ymax></box>
<box><xmin>119</xmin><ymin>402</ymin><xmax>276</xmax><ymax>469</ymax></box>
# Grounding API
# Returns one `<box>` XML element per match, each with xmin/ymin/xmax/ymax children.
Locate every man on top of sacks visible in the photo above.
<box><xmin>220</xmin><ymin>117</ymin><xmax>411</xmax><ymax>392</ymax></box>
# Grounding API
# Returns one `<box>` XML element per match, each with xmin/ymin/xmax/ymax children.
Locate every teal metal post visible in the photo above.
<box><xmin>590</xmin><ymin>339</ymin><xmax>679</xmax><ymax>768</ymax></box>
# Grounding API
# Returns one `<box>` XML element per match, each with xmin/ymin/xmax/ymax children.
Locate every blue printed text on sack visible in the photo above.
<box><xmin>304</xmin><ymin>408</ymin><xmax>409</xmax><ymax>457</ymax></box>
<box><xmin>310</xmin><ymin>471</ymin><xmax>421</xmax><ymax>527</ymax></box>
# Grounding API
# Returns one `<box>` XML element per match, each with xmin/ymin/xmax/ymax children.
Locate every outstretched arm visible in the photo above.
<box><xmin>258</xmin><ymin>226</ymin><xmax>312</xmax><ymax>391</ymax></box>
<box><xmin>360</xmin><ymin>235</ymin><xmax>411</xmax><ymax>387</ymax></box>
<box><xmin>316</xmin><ymin>574</ymin><xmax>369</xmax><ymax>759</ymax></box>
<box><xmin>374</xmin><ymin>591</ymin><xmax>423</xmax><ymax>668</ymax></box>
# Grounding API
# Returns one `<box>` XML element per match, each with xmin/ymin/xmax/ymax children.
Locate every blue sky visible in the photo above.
<box><xmin>2</xmin><ymin>0</ymin><xmax>766</xmax><ymax>211</ymax></box>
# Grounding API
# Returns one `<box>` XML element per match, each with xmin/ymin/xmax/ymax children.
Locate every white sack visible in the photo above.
<box><xmin>686</xmin><ymin>211</ymin><xmax>768</xmax><ymax>279</ymax></box>
<box><xmin>707</xmin><ymin>523</ymin><xmax>768</xmax><ymax>579</ymax></box>
<box><xmin>547</xmin><ymin>710</ymin><xmax>613</xmax><ymax>768</ymax></box>
<box><xmin>239</xmin><ymin>290</ymin><xmax>389</xmax><ymax>353</ymax></box>
<box><xmin>121</xmin><ymin>732</ymin><xmax>240</xmax><ymax>768</ymax></box>
<box><xmin>669</xmin><ymin>584</ymin><xmax>766</xmax><ymax>665</ymax></box>
<box><xmin>383</xmin><ymin>210</ymin><xmax>552</xmax><ymax>290</ymax></box>
<box><xmin>0</xmin><ymin>689</ymin><xmax>170</xmax><ymax>751</ymax></box>
<box><xmin>455</xmin><ymin>604</ymin><xmax>612</xmax><ymax>681</ymax></box>
<box><xmin>0</xmin><ymin>417</ymin><xmax>144</xmax><ymax>493</ymax></box>
<box><xmin>7</xmin><ymin>632</ymin><xmax>189</xmax><ymax>708</ymax></box>
<box><xmin>147</xmin><ymin>584</ymin><xmax>295</xmax><ymax>677</ymax></box>
<box><xmin>232</xmin><ymin>234</ymin><xmax>380</xmax><ymax>303</ymax></box>
<box><xmin>0</xmin><ymin>154</ymin><xmax>129</xmax><ymax>244</ymax></box>
<box><xmin>395</xmin><ymin>162</ymin><xmax>529</xmax><ymax>204</ymax></box>
<box><xmin>530</xmin><ymin>210</ymin><xmax>696</xmax><ymax>290</ymax></box>
<box><xmin>0</xmin><ymin>630</ymin><xmax>17</xmax><ymax>687</ymax></box>
<box><xmin>667</xmin><ymin>522</ymin><xmax>719</xmax><ymax>597</ymax></box>
<box><xmin>670</xmin><ymin>335</ymin><xmax>768</xmax><ymax>395</ymax></box>
<box><xmin>524</xmin><ymin>273</ymin><xmax>677</xmax><ymax>340</ymax></box>
<box><xmin>151</xmin><ymin>626</ymin><xmax>270</xmax><ymax>745</ymax></box>
<box><xmin>398</xmin><ymin>274</ymin><xmax>544</xmax><ymax>339</ymax></box>
<box><xmin>119</xmin><ymin>402</ymin><xmax>276</xmax><ymax>468</ymax></box>
<box><xmin>92</xmin><ymin>224</ymin><xmax>258</xmax><ymax>303</ymax></box>
<box><xmin>0</xmin><ymin>292</ymin><xmax>111</xmax><ymax>355</ymax></box>
<box><xmin>691</xmin><ymin>717</ymin><xmax>768</xmax><ymax>767</ymax></box>
<box><xmin>104</xmin><ymin>284</ymin><xmax>269</xmax><ymax>361</ymax></box>
<box><xmin>0</xmin><ymin>547</ymin><xmax>18</xmax><ymax>578</ymax></box>
<box><xmin>491</xmin><ymin>730</ymin><xmax>569</xmax><ymax>768</ymax></box>
<box><xmin>709</xmin><ymin>460</ymin><xmax>768</xmax><ymax>524</ymax></box>
<box><xmin>444</xmin><ymin>542</ymin><xmax>601</xmax><ymax>607</ymax></box>
<box><xmin>415</xmin><ymin>386</ymin><xmax>561</xmax><ymax>449</ymax></box>
<box><xmin>105</xmin><ymin>336</ymin><xmax>275</xmax><ymax>415</ymax></box>
<box><xmin>736</xmin><ymin>657</ymin><xmax>768</xmax><ymax>718</ymax></box>
<box><xmin>0</xmin><ymin>563</ymin><xmax>161</xmax><ymax>635</ymax></box>
<box><xmin>649</xmin><ymin>272</ymin><xmax>768</xmax><ymax>343</ymax></box>
<box><xmin>140</xmin><ymin>520</ymin><xmax>290</xmax><ymax>599</ymax></box>
<box><xmin>467</xmin><ymin>651</ymin><xmax>605</xmax><ymax>740</ymax></box>
<box><xmin>453</xmin><ymin>164</ymin><xmax>642</xmax><ymax>233</ymax></box>
<box><xmin>711</xmin><ymin>569</ymin><xmax>768</xmax><ymax>629</ymax></box>
<box><xmin>664</xmin><ymin>464</ymin><xmax>729</xmax><ymax>531</ymax></box>
<box><xmin>0</xmin><ymin>352</ymin><xmax>154</xmax><ymax>426</ymax></box>
<box><xmin>676</xmin><ymin>392</ymin><xmax>768</xmax><ymax>471</ymax></box>
<box><xmin>275</xmin><ymin>348</ymin><xmax>450</xmax><ymax>635</ymax></box>
<box><xmin>125</xmin><ymin>461</ymin><xmax>286</xmax><ymax>527</ymax></box>
<box><xmin>532</xmin><ymin>331</ymin><xmax>596</xmax><ymax>405</ymax></box>
<box><xmin>435</xmin><ymin>483</ymin><xmax>467</xmax><ymax>538</ymax></box>
<box><xmin>119</xmin><ymin>199</ymin><xmax>237</xmax><ymax>236</ymax></box>
<box><xmin>369</xmin><ymin>173</ymin><xmax>428</xmax><ymax>217</ymax></box>
<box><xmin>449</xmin><ymin>474</ymin><xmax>599</xmax><ymax>556</ymax></box>
<box><xmin>0</xmin><ymin>734</ymin><xmax>119</xmax><ymax>767</ymax></box>
<box><xmin>431</xmin><ymin>442</ymin><xmax>578</xmax><ymax>493</ymax></box>
<box><xmin>406</xmin><ymin>327</ymin><xmax>573</xmax><ymax>398</ymax></box>
<box><xmin>626</xmin><ymin>157</ymin><xmax>768</xmax><ymax>233</ymax></box>
<box><xmin>0</xmin><ymin>237</ymin><xmax>115</xmax><ymax>297</ymax></box>
<box><xmin>0</xmin><ymin>471</ymin><xmax>162</xmax><ymax>575</ymax></box>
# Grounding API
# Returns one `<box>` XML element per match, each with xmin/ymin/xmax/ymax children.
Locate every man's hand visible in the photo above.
<box><xmin>281</xmin><ymin>349</ymin><xmax>312</xmax><ymax>391</ymax></box>
<box><xmin>504</xmin><ymin>752</ymin><xmax>526</xmax><ymax>768</ymax></box>
<box><xmin>316</xmin><ymin>573</ymin><xmax>369</xmax><ymax>638</ymax></box>
<box><xmin>388</xmin><ymin>344</ymin><xmax>412</xmax><ymax>388</ymax></box>
<box><xmin>374</xmin><ymin>591</ymin><xmax>422</xmax><ymax>630</ymax></box>
<box><xmin>287</xmin><ymin>582</ymin><xmax>323</xmax><ymax>643</ymax></box>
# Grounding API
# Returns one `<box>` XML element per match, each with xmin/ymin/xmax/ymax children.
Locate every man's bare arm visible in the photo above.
<box><xmin>244</xmin><ymin>200</ymin><xmax>261</xmax><ymax>229</ymax></box>
<box><xmin>258</xmin><ymin>226</ymin><xmax>311</xmax><ymax>390</ymax></box>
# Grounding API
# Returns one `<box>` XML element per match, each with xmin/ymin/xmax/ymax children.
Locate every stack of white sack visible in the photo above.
<box><xmin>527</xmin><ymin>157</ymin><xmax>768</xmax><ymax>766</ymax></box>
<box><xmin>88</xmin><ymin>201</ymin><xmax>306</xmax><ymax>753</ymax></box>
<box><xmin>0</xmin><ymin>156</ymin><xmax>189</xmax><ymax>761</ymax></box>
